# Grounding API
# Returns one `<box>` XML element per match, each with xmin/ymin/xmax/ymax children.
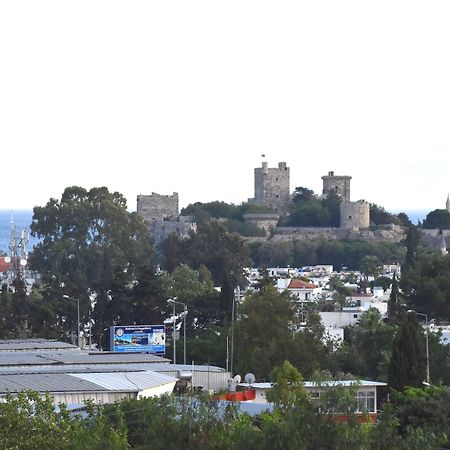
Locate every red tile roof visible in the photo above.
<box><xmin>288</xmin><ymin>279</ymin><xmax>318</xmax><ymax>289</ymax></box>
<box><xmin>0</xmin><ymin>258</ymin><xmax>11</xmax><ymax>273</ymax></box>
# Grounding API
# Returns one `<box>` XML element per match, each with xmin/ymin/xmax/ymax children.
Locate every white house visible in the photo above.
<box><xmin>282</xmin><ymin>278</ymin><xmax>322</xmax><ymax>301</ymax></box>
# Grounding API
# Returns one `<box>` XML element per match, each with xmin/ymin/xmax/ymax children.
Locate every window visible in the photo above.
<box><xmin>309</xmin><ymin>391</ymin><xmax>320</xmax><ymax>408</ymax></box>
<box><xmin>356</xmin><ymin>390</ymin><xmax>375</xmax><ymax>413</ymax></box>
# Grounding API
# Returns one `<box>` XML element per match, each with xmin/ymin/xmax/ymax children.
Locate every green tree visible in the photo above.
<box><xmin>423</xmin><ymin>209</ymin><xmax>450</xmax><ymax>229</ymax></box>
<box><xmin>403</xmin><ymin>225</ymin><xmax>421</xmax><ymax>273</ymax></box>
<box><xmin>234</xmin><ymin>285</ymin><xmax>297</xmax><ymax>379</ymax></box>
<box><xmin>292</xmin><ymin>186</ymin><xmax>315</xmax><ymax>203</ymax></box>
<box><xmin>359</xmin><ymin>255</ymin><xmax>380</xmax><ymax>279</ymax></box>
<box><xmin>370</xmin><ymin>204</ymin><xmax>402</xmax><ymax>226</ymax></box>
<box><xmin>30</xmin><ymin>186</ymin><xmax>154</xmax><ymax>346</ymax></box>
<box><xmin>388</xmin><ymin>312</ymin><xmax>426</xmax><ymax>390</ymax></box>
<box><xmin>266</xmin><ymin>360</ymin><xmax>305</xmax><ymax>410</ymax></box>
<box><xmin>400</xmin><ymin>252</ymin><xmax>450</xmax><ymax>319</ymax></box>
<box><xmin>387</xmin><ymin>274</ymin><xmax>401</xmax><ymax>321</ymax></box>
<box><xmin>161</xmin><ymin>221</ymin><xmax>250</xmax><ymax>287</ymax></box>
<box><xmin>10</xmin><ymin>272</ymin><xmax>31</xmax><ymax>338</ymax></box>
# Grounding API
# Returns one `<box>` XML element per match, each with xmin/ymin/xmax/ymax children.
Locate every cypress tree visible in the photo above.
<box><xmin>387</xmin><ymin>273</ymin><xmax>401</xmax><ymax>322</ymax></box>
<box><xmin>388</xmin><ymin>312</ymin><xmax>426</xmax><ymax>390</ymax></box>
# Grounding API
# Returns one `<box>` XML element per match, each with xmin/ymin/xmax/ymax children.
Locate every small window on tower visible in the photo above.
<box><xmin>349</xmin><ymin>216</ymin><xmax>352</xmax><ymax>219</ymax></box>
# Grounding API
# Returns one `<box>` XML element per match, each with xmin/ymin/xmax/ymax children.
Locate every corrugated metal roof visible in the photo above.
<box><xmin>0</xmin><ymin>339</ymin><xmax>77</xmax><ymax>352</ymax></box>
<box><xmin>0</xmin><ymin>353</ymin><xmax>59</xmax><ymax>366</ymax></box>
<box><xmin>0</xmin><ymin>373</ymin><xmax>107</xmax><ymax>394</ymax></box>
<box><xmin>0</xmin><ymin>351</ymin><xmax>169</xmax><ymax>367</ymax></box>
<box><xmin>45</xmin><ymin>352</ymin><xmax>169</xmax><ymax>365</ymax></box>
<box><xmin>71</xmin><ymin>371</ymin><xmax>178</xmax><ymax>391</ymax></box>
<box><xmin>0</xmin><ymin>363</ymin><xmax>226</xmax><ymax>376</ymax></box>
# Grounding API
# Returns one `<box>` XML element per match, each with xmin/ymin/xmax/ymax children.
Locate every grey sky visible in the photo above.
<box><xmin>1</xmin><ymin>1</ymin><xmax>449</xmax><ymax>212</ymax></box>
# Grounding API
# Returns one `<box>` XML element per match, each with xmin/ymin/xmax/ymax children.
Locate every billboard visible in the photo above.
<box><xmin>110</xmin><ymin>325</ymin><xmax>165</xmax><ymax>354</ymax></box>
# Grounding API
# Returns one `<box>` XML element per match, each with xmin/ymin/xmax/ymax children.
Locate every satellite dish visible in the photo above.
<box><xmin>233</xmin><ymin>374</ymin><xmax>241</xmax><ymax>384</ymax></box>
<box><xmin>4</xmin><ymin>257</ymin><xmax>11</xmax><ymax>263</ymax></box>
<box><xmin>244</xmin><ymin>373</ymin><xmax>256</xmax><ymax>385</ymax></box>
<box><xmin>20</xmin><ymin>259</ymin><xmax>27</xmax><ymax>266</ymax></box>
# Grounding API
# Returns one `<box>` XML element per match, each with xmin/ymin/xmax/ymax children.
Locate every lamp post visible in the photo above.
<box><xmin>167</xmin><ymin>298</ymin><xmax>188</xmax><ymax>365</ymax></box>
<box><xmin>230</xmin><ymin>286</ymin><xmax>241</xmax><ymax>376</ymax></box>
<box><xmin>63</xmin><ymin>295</ymin><xmax>80</xmax><ymax>348</ymax></box>
<box><xmin>409</xmin><ymin>310</ymin><xmax>430</xmax><ymax>384</ymax></box>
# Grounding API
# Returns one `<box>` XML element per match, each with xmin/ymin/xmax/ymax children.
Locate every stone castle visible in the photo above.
<box><xmin>136</xmin><ymin>162</ymin><xmax>416</xmax><ymax>245</ymax></box>
<box><xmin>136</xmin><ymin>192</ymin><xmax>196</xmax><ymax>244</ymax></box>
<box><xmin>246</xmin><ymin>162</ymin><xmax>372</xmax><ymax>238</ymax></box>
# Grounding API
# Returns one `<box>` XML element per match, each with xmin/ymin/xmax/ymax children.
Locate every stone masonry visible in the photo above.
<box><xmin>137</xmin><ymin>192</ymin><xmax>179</xmax><ymax>222</ymax></box>
<box><xmin>340</xmin><ymin>200</ymin><xmax>370</xmax><ymax>230</ymax></box>
<box><xmin>322</xmin><ymin>171</ymin><xmax>352</xmax><ymax>201</ymax></box>
<box><xmin>249</xmin><ymin>162</ymin><xmax>290</xmax><ymax>213</ymax></box>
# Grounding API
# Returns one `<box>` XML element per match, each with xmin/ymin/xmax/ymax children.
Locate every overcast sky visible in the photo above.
<box><xmin>1</xmin><ymin>1</ymin><xmax>449</xmax><ymax>213</ymax></box>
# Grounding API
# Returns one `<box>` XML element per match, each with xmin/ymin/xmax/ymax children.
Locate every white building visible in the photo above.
<box><xmin>278</xmin><ymin>278</ymin><xmax>322</xmax><ymax>301</ymax></box>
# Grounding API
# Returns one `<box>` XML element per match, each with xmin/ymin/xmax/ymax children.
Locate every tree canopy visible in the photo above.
<box><xmin>30</xmin><ymin>186</ymin><xmax>157</xmax><ymax>346</ymax></box>
<box><xmin>422</xmin><ymin>209</ymin><xmax>450</xmax><ymax>229</ymax></box>
<box><xmin>388</xmin><ymin>312</ymin><xmax>426</xmax><ymax>391</ymax></box>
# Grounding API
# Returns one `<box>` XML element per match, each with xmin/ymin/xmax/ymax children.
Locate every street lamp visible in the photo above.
<box><xmin>230</xmin><ymin>286</ymin><xmax>242</xmax><ymax>376</ymax></box>
<box><xmin>408</xmin><ymin>310</ymin><xmax>430</xmax><ymax>384</ymax></box>
<box><xmin>167</xmin><ymin>298</ymin><xmax>188</xmax><ymax>365</ymax></box>
<box><xmin>63</xmin><ymin>295</ymin><xmax>80</xmax><ymax>348</ymax></box>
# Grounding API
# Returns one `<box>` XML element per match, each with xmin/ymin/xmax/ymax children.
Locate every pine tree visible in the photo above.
<box><xmin>388</xmin><ymin>312</ymin><xmax>426</xmax><ymax>390</ymax></box>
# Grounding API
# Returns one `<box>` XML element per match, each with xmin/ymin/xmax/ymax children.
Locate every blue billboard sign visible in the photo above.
<box><xmin>110</xmin><ymin>325</ymin><xmax>165</xmax><ymax>354</ymax></box>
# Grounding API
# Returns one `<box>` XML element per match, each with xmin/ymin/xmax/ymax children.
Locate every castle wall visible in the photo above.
<box><xmin>243</xmin><ymin>213</ymin><xmax>279</xmax><ymax>234</ymax></box>
<box><xmin>274</xmin><ymin>227</ymin><xmax>342</xmax><ymax>241</ymax></box>
<box><xmin>150</xmin><ymin>220</ymin><xmax>197</xmax><ymax>244</ymax></box>
<box><xmin>340</xmin><ymin>201</ymin><xmax>370</xmax><ymax>230</ymax></box>
<box><xmin>322</xmin><ymin>171</ymin><xmax>352</xmax><ymax>201</ymax></box>
<box><xmin>245</xmin><ymin>225</ymin><xmax>404</xmax><ymax>243</ymax></box>
<box><xmin>250</xmin><ymin>162</ymin><xmax>290</xmax><ymax>213</ymax></box>
<box><xmin>137</xmin><ymin>192</ymin><xmax>179</xmax><ymax>222</ymax></box>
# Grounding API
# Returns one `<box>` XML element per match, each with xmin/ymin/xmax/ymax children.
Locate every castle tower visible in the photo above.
<box><xmin>137</xmin><ymin>192</ymin><xmax>179</xmax><ymax>222</ymax></box>
<box><xmin>340</xmin><ymin>200</ymin><xmax>370</xmax><ymax>230</ymax></box>
<box><xmin>250</xmin><ymin>162</ymin><xmax>290</xmax><ymax>213</ymax></box>
<box><xmin>322</xmin><ymin>171</ymin><xmax>352</xmax><ymax>201</ymax></box>
<box><xmin>446</xmin><ymin>194</ymin><xmax>450</xmax><ymax>212</ymax></box>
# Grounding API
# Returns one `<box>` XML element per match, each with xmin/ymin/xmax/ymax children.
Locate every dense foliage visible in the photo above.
<box><xmin>1</xmin><ymin>385</ymin><xmax>449</xmax><ymax>449</ymax></box>
<box><xmin>280</xmin><ymin>187</ymin><xmax>341</xmax><ymax>227</ymax></box>
<box><xmin>401</xmin><ymin>252</ymin><xmax>450</xmax><ymax>320</ymax></box>
<box><xmin>29</xmin><ymin>186</ymin><xmax>160</xmax><ymax>347</ymax></box>
<box><xmin>388</xmin><ymin>312</ymin><xmax>426</xmax><ymax>391</ymax></box>
<box><xmin>422</xmin><ymin>209</ymin><xmax>450</xmax><ymax>229</ymax></box>
<box><xmin>181</xmin><ymin>201</ymin><xmax>270</xmax><ymax>236</ymax></box>
<box><xmin>248</xmin><ymin>238</ymin><xmax>404</xmax><ymax>270</ymax></box>
<box><xmin>369</xmin><ymin>204</ymin><xmax>410</xmax><ymax>227</ymax></box>
<box><xmin>234</xmin><ymin>286</ymin><xmax>328</xmax><ymax>379</ymax></box>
